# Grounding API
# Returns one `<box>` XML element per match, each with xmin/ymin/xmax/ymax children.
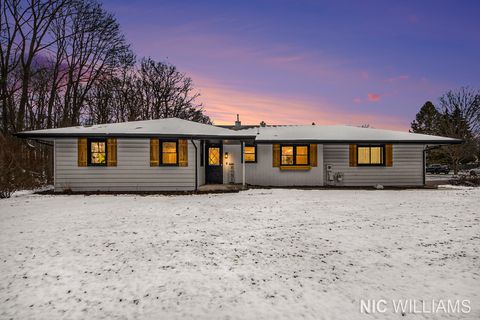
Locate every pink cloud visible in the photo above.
<box><xmin>353</xmin><ymin>97</ymin><xmax>362</xmax><ymax>104</ymax></box>
<box><xmin>193</xmin><ymin>75</ymin><xmax>408</xmax><ymax>130</ymax></box>
<box><xmin>367</xmin><ymin>93</ymin><xmax>381</xmax><ymax>102</ymax></box>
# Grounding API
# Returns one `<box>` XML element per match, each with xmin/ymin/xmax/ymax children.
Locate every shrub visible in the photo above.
<box><xmin>449</xmin><ymin>175</ymin><xmax>480</xmax><ymax>187</ymax></box>
<box><xmin>0</xmin><ymin>134</ymin><xmax>43</xmax><ymax>198</ymax></box>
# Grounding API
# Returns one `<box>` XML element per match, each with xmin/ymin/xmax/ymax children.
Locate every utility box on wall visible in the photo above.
<box><xmin>335</xmin><ymin>172</ymin><xmax>344</xmax><ymax>182</ymax></box>
<box><xmin>326</xmin><ymin>164</ymin><xmax>344</xmax><ymax>184</ymax></box>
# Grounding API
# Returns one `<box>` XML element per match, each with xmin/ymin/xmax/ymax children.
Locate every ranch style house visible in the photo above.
<box><xmin>15</xmin><ymin>116</ymin><xmax>461</xmax><ymax>192</ymax></box>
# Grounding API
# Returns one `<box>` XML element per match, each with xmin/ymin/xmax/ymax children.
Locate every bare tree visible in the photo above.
<box><xmin>3</xmin><ymin>0</ymin><xmax>71</xmax><ymax>132</ymax></box>
<box><xmin>0</xmin><ymin>0</ymin><xmax>212</xmax><ymax>196</ymax></box>
<box><xmin>139</xmin><ymin>58</ymin><xmax>210</xmax><ymax>123</ymax></box>
<box><xmin>0</xmin><ymin>0</ymin><xmax>23</xmax><ymax>133</ymax></box>
<box><xmin>85</xmin><ymin>57</ymin><xmax>210</xmax><ymax>125</ymax></box>
<box><xmin>57</xmin><ymin>0</ymin><xmax>130</xmax><ymax>126</ymax></box>
<box><xmin>438</xmin><ymin>87</ymin><xmax>480</xmax><ymax>136</ymax></box>
<box><xmin>437</xmin><ymin>87</ymin><xmax>480</xmax><ymax>173</ymax></box>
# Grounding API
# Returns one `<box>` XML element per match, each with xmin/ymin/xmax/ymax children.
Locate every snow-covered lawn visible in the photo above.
<box><xmin>0</xmin><ymin>188</ymin><xmax>479</xmax><ymax>319</ymax></box>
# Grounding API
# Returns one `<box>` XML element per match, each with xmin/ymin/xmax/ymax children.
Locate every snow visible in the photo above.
<box><xmin>0</xmin><ymin>188</ymin><xmax>479</xmax><ymax>319</ymax></box>
<box><xmin>245</xmin><ymin>125</ymin><xmax>461</xmax><ymax>144</ymax></box>
<box><xmin>10</xmin><ymin>186</ymin><xmax>53</xmax><ymax>198</ymax></box>
<box><xmin>16</xmin><ymin>117</ymin><xmax>460</xmax><ymax>144</ymax></box>
<box><xmin>16</xmin><ymin>118</ymin><xmax>254</xmax><ymax>138</ymax></box>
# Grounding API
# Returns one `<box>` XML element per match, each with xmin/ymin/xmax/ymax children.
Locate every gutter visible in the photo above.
<box><xmin>13</xmin><ymin>132</ymin><xmax>256</xmax><ymax>140</ymax></box>
<box><xmin>25</xmin><ymin>138</ymin><xmax>54</xmax><ymax>147</ymax></box>
<box><xmin>424</xmin><ymin>145</ymin><xmax>444</xmax><ymax>150</ymax></box>
<box><xmin>254</xmin><ymin>139</ymin><xmax>464</xmax><ymax>145</ymax></box>
<box><xmin>13</xmin><ymin>133</ymin><xmax>463</xmax><ymax>145</ymax></box>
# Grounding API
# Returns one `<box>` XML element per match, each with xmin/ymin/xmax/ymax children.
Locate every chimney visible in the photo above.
<box><xmin>235</xmin><ymin>114</ymin><xmax>241</xmax><ymax>128</ymax></box>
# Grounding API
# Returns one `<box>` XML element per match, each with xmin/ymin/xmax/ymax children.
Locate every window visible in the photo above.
<box><xmin>357</xmin><ymin>145</ymin><xmax>385</xmax><ymax>166</ymax></box>
<box><xmin>160</xmin><ymin>140</ymin><xmax>178</xmax><ymax>165</ymax></box>
<box><xmin>244</xmin><ymin>145</ymin><xmax>256</xmax><ymax>163</ymax></box>
<box><xmin>208</xmin><ymin>147</ymin><xmax>220</xmax><ymax>166</ymax></box>
<box><xmin>88</xmin><ymin>139</ymin><xmax>107</xmax><ymax>166</ymax></box>
<box><xmin>281</xmin><ymin>145</ymin><xmax>309</xmax><ymax>166</ymax></box>
<box><xmin>295</xmin><ymin>146</ymin><xmax>308</xmax><ymax>165</ymax></box>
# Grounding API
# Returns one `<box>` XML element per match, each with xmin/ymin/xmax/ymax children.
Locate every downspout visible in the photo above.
<box><xmin>242</xmin><ymin>141</ymin><xmax>246</xmax><ymax>188</ymax></box>
<box><xmin>423</xmin><ymin>145</ymin><xmax>426</xmax><ymax>186</ymax></box>
<box><xmin>423</xmin><ymin>145</ymin><xmax>441</xmax><ymax>187</ymax></box>
<box><xmin>190</xmin><ymin>139</ymin><xmax>198</xmax><ymax>192</ymax></box>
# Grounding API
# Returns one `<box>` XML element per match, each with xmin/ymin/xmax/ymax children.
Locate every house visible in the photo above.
<box><xmin>15</xmin><ymin>117</ymin><xmax>461</xmax><ymax>192</ymax></box>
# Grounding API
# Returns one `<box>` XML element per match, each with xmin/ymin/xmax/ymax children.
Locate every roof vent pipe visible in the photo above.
<box><xmin>235</xmin><ymin>114</ymin><xmax>241</xmax><ymax>127</ymax></box>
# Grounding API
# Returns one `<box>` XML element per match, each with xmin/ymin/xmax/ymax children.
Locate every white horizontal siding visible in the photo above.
<box><xmin>54</xmin><ymin>140</ymin><xmax>425</xmax><ymax>191</ymax></box>
<box><xmin>54</xmin><ymin>138</ymin><xmax>196</xmax><ymax>192</ymax></box>
<box><xmin>223</xmin><ymin>144</ymin><xmax>244</xmax><ymax>184</ymax></box>
<box><xmin>241</xmin><ymin>144</ymin><xmax>324</xmax><ymax>186</ymax></box>
<box><xmin>323</xmin><ymin>144</ymin><xmax>424</xmax><ymax>186</ymax></box>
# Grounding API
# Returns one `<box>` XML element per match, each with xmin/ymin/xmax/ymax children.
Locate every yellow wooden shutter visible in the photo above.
<box><xmin>150</xmin><ymin>138</ymin><xmax>159</xmax><ymax>167</ymax></box>
<box><xmin>107</xmin><ymin>138</ymin><xmax>117</xmax><ymax>167</ymax></box>
<box><xmin>178</xmin><ymin>139</ymin><xmax>188</xmax><ymax>167</ymax></box>
<box><xmin>272</xmin><ymin>144</ymin><xmax>280</xmax><ymax>167</ymax></box>
<box><xmin>78</xmin><ymin>138</ymin><xmax>87</xmax><ymax>167</ymax></box>
<box><xmin>349</xmin><ymin>144</ymin><xmax>357</xmax><ymax>167</ymax></box>
<box><xmin>309</xmin><ymin>144</ymin><xmax>317</xmax><ymax>167</ymax></box>
<box><xmin>385</xmin><ymin>144</ymin><xmax>393</xmax><ymax>167</ymax></box>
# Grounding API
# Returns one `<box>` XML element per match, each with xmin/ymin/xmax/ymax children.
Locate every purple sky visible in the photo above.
<box><xmin>103</xmin><ymin>0</ymin><xmax>480</xmax><ymax>130</ymax></box>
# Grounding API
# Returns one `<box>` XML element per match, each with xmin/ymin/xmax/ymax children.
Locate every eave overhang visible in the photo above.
<box><xmin>254</xmin><ymin>139</ymin><xmax>463</xmax><ymax>145</ymax></box>
<box><xmin>13</xmin><ymin>132</ymin><xmax>257</xmax><ymax>140</ymax></box>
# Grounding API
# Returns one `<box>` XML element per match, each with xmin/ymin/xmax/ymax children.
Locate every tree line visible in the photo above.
<box><xmin>410</xmin><ymin>87</ymin><xmax>480</xmax><ymax>174</ymax></box>
<box><xmin>0</xmin><ymin>0</ymin><xmax>210</xmax><ymax>196</ymax></box>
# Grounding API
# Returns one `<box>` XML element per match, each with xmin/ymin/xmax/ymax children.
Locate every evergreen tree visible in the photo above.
<box><xmin>410</xmin><ymin>101</ymin><xmax>440</xmax><ymax>134</ymax></box>
<box><xmin>437</xmin><ymin>106</ymin><xmax>478</xmax><ymax>173</ymax></box>
<box><xmin>411</xmin><ymin>90</ymin><xmax>479</xmax><ymax>171</ymax></box>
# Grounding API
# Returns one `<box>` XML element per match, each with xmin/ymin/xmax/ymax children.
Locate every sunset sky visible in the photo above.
<box><xmin>103</xmin><ymin>0</ymin><xmax>480</xmax><ymax>130</ymax></box>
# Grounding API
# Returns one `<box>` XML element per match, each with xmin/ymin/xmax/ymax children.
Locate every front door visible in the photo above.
<box><xmin>205</xmin><ymin>143</ymin><xmax>223</xmax><ymax>184</ymax></box>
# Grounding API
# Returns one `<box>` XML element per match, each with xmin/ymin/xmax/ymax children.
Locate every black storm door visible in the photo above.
<box><xmin>205</xmin><ymin>143</ymin><xmax>223</xmax><ymax>184</ymax></box>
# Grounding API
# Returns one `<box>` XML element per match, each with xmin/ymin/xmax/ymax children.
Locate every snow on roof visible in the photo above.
<box><xmin>237</xmin><ymin>125</ymin><xmax>462</xmax><ymax>144</ymax></box>
<box><xmin>16</xmin><ymin>118</ymin><xmax>255</xmax><ymax>139</ymax></box>
<box><xmin>16</xmin><ymin>118</ymin><xmax>461</xmax><ymax>144</ymax></box>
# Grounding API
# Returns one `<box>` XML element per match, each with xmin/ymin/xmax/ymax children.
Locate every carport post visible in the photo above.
<box><xmin>242</xmin><ymin>141</ymin><xmax>246</xmax><ymax>188</ymax></box>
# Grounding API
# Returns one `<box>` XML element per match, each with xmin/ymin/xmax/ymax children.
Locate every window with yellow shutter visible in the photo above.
<box><xmin>159</xmin><ymin>140</ymin><xmax>179</xmax><ymax>166</ymax></box>
<box><xmin>87</xmin><ymin>138</ymin><xmax>107</xmax><ymax>166</ymax></box>
<box><xmin>356</xmin><ymin>145</ymin><xmax>385</xmax><ymax>166</ymax></box>
<box><xmin>280</xmin><ymin>145</ymin><xmax>310</xmax><ymax>166</ymax></box>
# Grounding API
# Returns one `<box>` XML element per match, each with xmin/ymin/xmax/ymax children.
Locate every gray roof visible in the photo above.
<box><xmin>15</xmin><ymin>118</ymin><xmax>462</xmax><ymax>144</ymax></box>
<box><xmin>15</xmin><ymin>118</ymin><xmax>255</xmax><ymax>139</ymax></box>
<box><xmin>238</xmin><ymin>125</ymin><xmax>462</xmax><ymax>144</ymax></box>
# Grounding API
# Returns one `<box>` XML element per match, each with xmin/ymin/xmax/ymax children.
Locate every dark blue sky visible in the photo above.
<box><xmin>103</xmin><ymin>0</ymin><xmax>480</xmax><ymax>129</ymax></box>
